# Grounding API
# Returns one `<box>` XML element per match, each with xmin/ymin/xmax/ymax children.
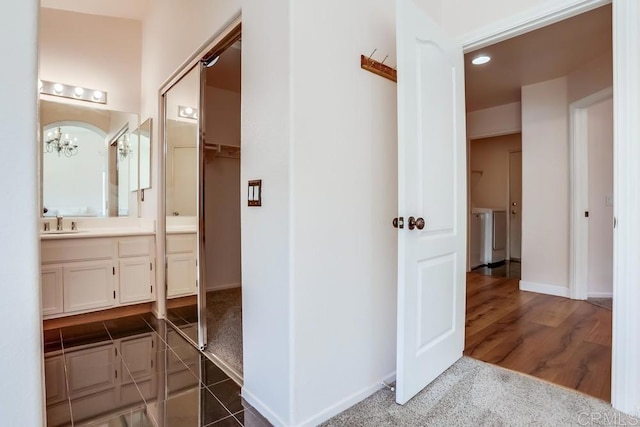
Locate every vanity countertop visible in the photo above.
<box><xmin>40</xmin><ymin>228</ymin><xmax>155</xmax><ymax>240</ymax></box>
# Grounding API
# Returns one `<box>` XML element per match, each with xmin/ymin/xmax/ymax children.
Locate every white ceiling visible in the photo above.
<box><xmin>464</xmin><ymin>4</ymin><xmax>612</xmax><ymax>112</ymax></box>
<box><xmin>40</xmin><ymin>0</ymin><xmax>150</xmax><ymax>21</ymax></box>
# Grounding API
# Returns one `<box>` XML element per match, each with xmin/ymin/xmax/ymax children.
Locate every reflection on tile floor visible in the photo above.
<box><xmin>472</xmin><ymin>260</ymin><xmax>521</xmax><ymax>279</ymax></box>
<box><xmin>43</xmin><ymin>314</ymin><xmax>272</xmax><ymax>427</ymax></box>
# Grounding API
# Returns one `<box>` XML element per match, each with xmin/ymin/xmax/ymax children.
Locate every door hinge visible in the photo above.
<box><xmin>585</xmin><ymin>211</ymin><xmax>589</xmax><ymax>218</ymax></box>
<box><xmin>115</xmin><ymin>370</ymin><xmax>117</xmax><ymax>379</ymax></box>
<box><xmin>112</xmin><ymin>266</ymin><xmax>116</xmax><ymax>275</ymax></box>
<box><xmin>150</xmin><ymin>262</ymin><xmax>153</xmax><ymax>271</ymax></box>
<box><xmin>151</xmin><ymin>359</ymin><xmax>154</xmax><ymax>368</ymax></box>
<box><xmin>150</xmin><ymin>285</ymin><xmax>153</xmax><ymax>293</ymax></box>
<box><xmin>115</xmin><ymin>348</ymin><xmax>117</xmax><ymax>356</ymax></box>
<box><xmin>113</xmin><ymin>290</ymin><xmax>116</xmax><ymax>299</ymax></box>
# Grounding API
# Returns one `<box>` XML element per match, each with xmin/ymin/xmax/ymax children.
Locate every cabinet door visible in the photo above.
<box><xmin>167</xmin><ymin>254</ymin><xmax>196</xmax><ymax>298</ymax></box>
<box><xmin>119</xmin><ymin>257</ymin><xmax>154</xmax><ymax>304</ymax></box>
<box><xmin>41</xmin><ymin>265</ymin><xmax>64</xmax><ymax>316</ymax></box>
<box><xmin>44</xmin><ymin>355</ymin><xmax>67</xmax><ymax>405</ymax></box>
<box><xmin>63</xmin><ymin>260</ymin><xmax>115</xmax><ymax>313</ymax></box>
<box><xmin>66</xmin><ymin>344</ymin><xmax>117</xmax><ymax>398</ymax></box>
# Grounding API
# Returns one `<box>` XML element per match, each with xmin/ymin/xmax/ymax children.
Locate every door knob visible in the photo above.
<box><xmin>408</xmin><ymin>216</ymin><xmax>425</xmax><ymax>230</ymax></box>
<box><xmin>393</xmin><ymin>217</ymin><xmax>404</xmax><ymax>229</ymax></box>
<box><xmin>512</xmin><ymin>210</ymin><xmax>517</xmax><ymax>215</ymax></box>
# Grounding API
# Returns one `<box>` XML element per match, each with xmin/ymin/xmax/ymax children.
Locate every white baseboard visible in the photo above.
<box><xmin>206</xmin><ymin>282</ymin><xmax>241</xmax><ymax>292</ymax></box>
<box><xmin>297</xmin><ymin>371</ymin><xmax>396</xmax><ymax>427</ymax></box>
<box><xmin>588</xmin><ymin>291</ymin><xmax>613</xmax><ymax>298</ymax></box>
<box><xmin>519</xmin><ymin>280</ymin><xmax>570</xmax><ymax>298</ymax></box>
<box><xmin>242</xmin><ymin>372</ymin><xmax>396</xmax><ymax>427</ymax></box>
<box><xmin>241</xmin><ymin>387</ymin><xmax>288</xmax><ymax>427</ymax></box>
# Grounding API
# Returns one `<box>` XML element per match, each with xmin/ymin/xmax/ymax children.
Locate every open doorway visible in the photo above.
<box><xmin>464</xmin><ymin>4</ymin><xmax>613</xmax><ymax>401</ymax></box>
<box><xmin>202</xmin><ymin>40</ymin><xmax>244</xmax><ymax>381</ymax></box>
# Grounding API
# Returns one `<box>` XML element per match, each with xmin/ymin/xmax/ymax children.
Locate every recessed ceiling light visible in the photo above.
<box><xmin>472</xmin><ymin>55</ymin><xmax>491</xmax><ymax>65</ymax></box>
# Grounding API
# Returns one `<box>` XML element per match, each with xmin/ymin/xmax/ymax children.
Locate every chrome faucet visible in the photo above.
<box><xmin>56</xmin><ymin>215</ymin><xmax>63</xmax><ymax>231</ymax></box>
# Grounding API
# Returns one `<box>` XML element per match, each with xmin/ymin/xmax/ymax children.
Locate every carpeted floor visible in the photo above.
<box><xmin>206</xmin><ymin>287</ymin><xmax>243</xmax><ymax>375</ymax></box>
<box><xmin>322</xmin><ymin>357</ymin><xmax>634</xmax><ymax>426</ymax></box>
<box><xmin>587</xmin><ymin>298</ymin><xmax>613</xmax><ymax>311</ymax></box>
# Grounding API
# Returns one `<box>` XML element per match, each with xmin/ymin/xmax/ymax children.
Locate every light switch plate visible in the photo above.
<box><xmin>248</xmin><ymin>180</ymin><xmax>262</xmax><ymax>207</ymax></box>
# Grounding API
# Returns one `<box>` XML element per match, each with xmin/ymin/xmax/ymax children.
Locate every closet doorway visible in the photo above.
<box><xmin>162</xmin><ymin>23</ymin><xmax>244</xmax><ymax>385</ymax></box>
<box><xmin>201</xmin><ymin>39</ymin><xmax>243</xmax><ymax>381</ymax></box>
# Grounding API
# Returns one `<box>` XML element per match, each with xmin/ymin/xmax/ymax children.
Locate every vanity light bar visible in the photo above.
<box><xmin>39</xmin><ymin>80</ymin><xmax>108</xmax><ymax>105</ymax></box>
<box><xmin>178</xmin><ymin>105</ymin><xmax>198</xmax><ymax>120</ymax></box>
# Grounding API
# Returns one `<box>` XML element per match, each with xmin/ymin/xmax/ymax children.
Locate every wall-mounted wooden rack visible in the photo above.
<box><xmin>360</xmin><ymin>54</ymin><xmax>397</xmax><ymax>83</ymax></box>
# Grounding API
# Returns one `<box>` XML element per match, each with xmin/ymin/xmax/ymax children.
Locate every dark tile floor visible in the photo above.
<box><xmin>472</xmin><ymin>260</ymin><xmax>521</xmax><ymax>279</ymax></box>
<box><xmin>43</xmin><ymin>314</ymin><xmax>271</xmax><ymax>427</ymax></box>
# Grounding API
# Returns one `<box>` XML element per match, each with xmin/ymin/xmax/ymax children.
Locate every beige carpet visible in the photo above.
<box><xmin>206</xmin><ymin>287</ymin><xmax>243</xmax><ymax>375</ymax></box>
<box><xmin>323</xmin><ymin>357</ymin><xmax>634</xmax><ymax>426</ymax></box>
<box><xmin>587</xmin><ymin>298</ymin><xmax>613</xmax><ymax>311</ymax></box>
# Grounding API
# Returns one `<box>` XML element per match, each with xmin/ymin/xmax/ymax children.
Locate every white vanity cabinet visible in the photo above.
<box><xmin>63</xmin><ymin>260</ymin><xmax>116</xmax><ymax>313</ymax></box>
<box><xmin>41</xmin><ymin>234</ymin><xmax>155</xmax><ymax>319</ymax></box>
<box><xmin>166</xmin><ymin>233</ymin><xmax>197</xmax><ymax>298</ymax></box>
<box><xmin>117</xmin><ymin>237</ymin><xmax>155</xmax><ymax>304</ymax></box>
<box><xmin>41</xmin><ymin>265</ymin><xmax>64</xmax><ymax>316</ymax></box>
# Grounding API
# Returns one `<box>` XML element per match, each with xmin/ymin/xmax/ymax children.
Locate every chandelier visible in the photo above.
<box><xmin>118</xmin><ymin>135</ymin><xmax>132</xmax><ymax>160</ymax></box>
<box><xmin>45</xmin><ymin>127</ymin><xmax>78</xmax><ymax>157</ymax></box>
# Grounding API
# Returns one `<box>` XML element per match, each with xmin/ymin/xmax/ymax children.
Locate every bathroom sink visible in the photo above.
<box><xmin>42</xmin><ymin>229</ymin><xmax>85</xmax><ymax>235</ymax></box>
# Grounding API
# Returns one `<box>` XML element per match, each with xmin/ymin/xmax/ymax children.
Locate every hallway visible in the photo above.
<box><xmin>465</xmin><ymin>272</ymin><xmax>612</xmax><ymax>401</ymax></box>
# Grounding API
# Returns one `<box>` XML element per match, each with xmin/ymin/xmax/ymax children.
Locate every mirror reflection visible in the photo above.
<box><xmin>139</xmin><ymin>118</ymin><xmax>152</xmax><ymax>190</ymax></box>
<box><xmin>164</xmin><ymin>65</ymin><xmax>200</xmax><ymax>346</ymax></box>
<box><xmin>40</xmin><ymin>100</ymin><xmax>139</xmax><ymax>217</ymax></box>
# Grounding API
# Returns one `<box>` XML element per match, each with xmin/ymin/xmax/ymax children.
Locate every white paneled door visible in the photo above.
<box><xmin>395</xmin><ymin>0</ymin><xmax>467</xmax><ymax>405</ymax></box>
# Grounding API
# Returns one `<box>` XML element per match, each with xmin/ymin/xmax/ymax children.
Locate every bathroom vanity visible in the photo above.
<box><xmin>41</xmin><ymin>231</ymin><xmax>156</xmax><ymax>319</ymax></box>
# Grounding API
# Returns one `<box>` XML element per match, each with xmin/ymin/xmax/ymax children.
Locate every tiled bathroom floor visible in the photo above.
<box><xmin>43</xmin><ymin>313</ymin><xmax>271</xmax><ymax>427</ymax></box>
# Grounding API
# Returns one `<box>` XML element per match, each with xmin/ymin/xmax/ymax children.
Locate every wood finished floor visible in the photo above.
<box><xmin>465</xmin><ymin>272</ymin><xmax>612</xmax><ymax>402</ymax></box>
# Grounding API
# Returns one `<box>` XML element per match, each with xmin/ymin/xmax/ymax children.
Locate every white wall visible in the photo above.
<box><xmin>442</xmin><ymin>0</ymin><xmax>605</xmax><ymax>40</ymax></box>
<box><xmin>205</xmin><ymin>88</ymin><xmax>241</xmax><ymax>147</ymax></box>
<box><xmin>289</xmin><ymin>0</ymin><xmax>412</xmax><ymax>422</ymax></box>
<box><xmin>204</xmin><ymin>86</ymin><xmax>241</xmax><ymax>291</ymax></box>
<box><xmin>470</xmin><ymin>133</ymin><xmax>522</xmax><ymax>210</ymax></box>
<box><xmin>0</xmin><ymin>0</ymin><xmax>44</xmax><ymax>425</ymax></box>
<box><xmin>205</xmin><ymin>154</ymin><xmax>241</xmax><ymax>290</ymax></box>
<box><xmin>521</xmin><ymin>77</ymin><xmax>570</xmax><ymax>291</ymax></box>
<box><xmin>466</xmin><ymin>102</ymin><xmax>522</xmax><ymax>138</ymax></box>
<box><xmin>39</xmin><ymin>8</ymin><xmax>142</xmax><ymax>114</ymax></box>
<box><xmin>587</xmin><ymin>98</ymin><xmax>614</xmax><ymax>297</ymax></box>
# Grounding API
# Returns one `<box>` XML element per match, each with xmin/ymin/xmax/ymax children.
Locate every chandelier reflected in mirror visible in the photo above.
<box><xmin>45</xmin><ymin>127</ymin><xmax>79</xmax><ymax>157</ymax></box>
<box><xmin>118</xmin><ymin>134</ymin><xmax>132</xmax><ymax>161</ymax></box>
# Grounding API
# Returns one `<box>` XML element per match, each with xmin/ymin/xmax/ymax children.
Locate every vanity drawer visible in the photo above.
<box><xmin>118</xmin><ymin>236</ymin><xmax>153</xmax><ymax>258</ymax></box>
<box><xmin>166</xmin><ymin>234</ymin><xmax>196</xmax><ymax>255</ymax></box>
<box><xmin>41</xmin><ymin>239</ymin><xmax>113</xmax><ymax>263</ymax></box>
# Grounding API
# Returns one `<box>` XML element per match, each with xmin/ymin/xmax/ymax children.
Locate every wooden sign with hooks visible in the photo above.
<box><xmin>360</xmin><ymin>54</ymin><xmax>397</xmax><ymax>83</ymax></box>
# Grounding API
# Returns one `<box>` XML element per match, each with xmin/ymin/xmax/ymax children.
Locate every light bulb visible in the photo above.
<box><xmin>53</xmin><ymin>83</ymin><xmax>64</xmax><ymax>94</ymax></box>
<box><xmin>74</xmin><ymin>87</ymin><xmax>84</xmax><ymax>97</ymax></box>
<box><xmin>38</xmin><ymin>80</ymin><xmax>43</xmax><ymax>92</ymax></box>
<box><xmin>93</xmin><ymin>90</ymin><xmax>103</xmax><ymax>100</ymax></box>
<box><xmin>472</xmin><ymin>55</ymin><xmax>491</xmax><ymax>65</ymax></box>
